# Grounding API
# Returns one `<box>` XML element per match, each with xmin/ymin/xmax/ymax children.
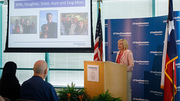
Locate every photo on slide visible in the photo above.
<box><xmin>39</xmin><ymin>10</ymin><xmax>58</xmax><ymax>38</ymax></box>
<box><xmin>60</xmin><ymin>13</ymin><xmax>88</xmax><ymax>35</ymax></box>
<box><xmin>10</xmin><ymin>16</ymin><xmax>37</xmax><ymax>34</ymax></box>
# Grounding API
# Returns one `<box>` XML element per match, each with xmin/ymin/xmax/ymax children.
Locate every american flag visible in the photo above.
<box><xmin>93</xmin><ymin>7</ymin><xmax>103</xmax><ymax>61</ymax></box>
<box><xmin>160</xmin><ymin>0</ymin><xmax>178</xmax><ymax>101</ymax></box>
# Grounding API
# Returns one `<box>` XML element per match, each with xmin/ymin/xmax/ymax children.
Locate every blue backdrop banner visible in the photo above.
<box><xmin>105</xmin><ymin>16</ymin><xmax>167</xmax><ymax>100</ymax></box>
<box><xmin>174</xmin><ymin>11</ymin><xmax>180</xmax><ymax>101</ymax></box>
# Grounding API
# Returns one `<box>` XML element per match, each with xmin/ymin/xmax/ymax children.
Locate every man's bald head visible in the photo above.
<box><xmin>33</xmin><ymin>60</ymin><xmax>48</xmax><ymax>74</ymax></box>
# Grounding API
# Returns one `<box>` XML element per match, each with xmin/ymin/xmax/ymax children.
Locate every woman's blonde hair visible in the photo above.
<box><xmin>118</xmin><ymin>39</ymin><xmax>128</xmax><ymax>50</ymax></box>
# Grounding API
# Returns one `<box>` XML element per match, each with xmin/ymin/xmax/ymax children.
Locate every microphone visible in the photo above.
<box><xmin>106</xmin><ymin>52</ymin><xmax>113</xmax><ymax>61</ymax></box>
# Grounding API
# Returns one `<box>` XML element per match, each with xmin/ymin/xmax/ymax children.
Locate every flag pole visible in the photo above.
<box><xmin>98</xmin><ymin>1</ymin><xmax>100</xmax><ymax>7</ymax></box>
<box><xmin>97</xmin><ymin>0</ymin><xmax>102</xmax><ymax>8</ymax></box>
<box><xmin>94</xmin><ymin>0</ymin><xmax>103</xmax><ymax>61</ymax></box>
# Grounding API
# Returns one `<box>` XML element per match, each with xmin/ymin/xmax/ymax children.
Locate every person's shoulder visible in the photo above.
<box><xmin>125</xmin><ymin>49</ymin><xmax>133</xmax><ymax>53</ymax></box>
<box><xmin>48</xmin><ymin>22</ymin><xmax>57</xmax><ymax>27</ymax></box>
<box><xmin>125</xmin><ymin>49</ymin><xmax>131</xmax><ymax>52</ymax></box>
<box><xmin>21</xmin><ymin>78</ymin><xmax>30</xmax><ymax>85</ymax></box>
<box><xmin>21</xmin><ymin>76</ymin><xmax>34</xmax><ymax>85</ymax></box>
<box><xmin>12</xmin><ymin>78</ymin><xmax>20</xmax><ymax>85</ymax></box>
<box><xmin>49</xmin><ymin>21</ymin><xmax>56</xmax><ymax>24</ymax></box>
<box><xmin>42</xmin><ymin>82</ymin><xmax>56</xmax><ymax>91</ymax></box>
<box><xmin>127</xmin><ymin>50</ymin><xmax>134</xmax><ymax>56</ymax></box>
<box><xmin>52</xmin><ymin>22</ymin><xmax>57</xmax><ymax>25</ymax></box>
<box><xmin>45</xmin><ymin>82</ymin><xmax>54</xmax><ymax>88</ymax></box>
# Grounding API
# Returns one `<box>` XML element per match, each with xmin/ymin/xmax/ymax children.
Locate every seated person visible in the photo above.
<box><xmin>0</xmin><ymin>61</ymin><xmax>20</xmax><ymax>101</ymax></box>
<box><xmin>20</xmin><ymin>60</ymin><xmax>59</xmax><ymax>101</ymax></box>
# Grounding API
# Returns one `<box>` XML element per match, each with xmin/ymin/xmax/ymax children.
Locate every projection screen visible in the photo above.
<box><xmin>5</xmin><ymin>0</ymin><xmax>94</xmax><ymax>52</ymax></box>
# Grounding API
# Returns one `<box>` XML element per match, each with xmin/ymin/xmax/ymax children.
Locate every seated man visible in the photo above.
<box><xmin>20</xmin><ymin>60</ymin><xmax>59</xmax><ymax>101</ymax></box>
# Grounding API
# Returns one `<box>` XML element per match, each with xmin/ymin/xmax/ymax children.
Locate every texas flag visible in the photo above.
<box><xmin>160</xmin><ymin>0</ymin><xmax>178</xmax><ymax>101</ymax></box>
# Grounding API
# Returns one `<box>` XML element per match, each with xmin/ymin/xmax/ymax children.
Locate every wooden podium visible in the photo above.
<box><xmin>84</xmin><ymin>61</ymin><xmax>127</xmax><ymax>101</ymax></box>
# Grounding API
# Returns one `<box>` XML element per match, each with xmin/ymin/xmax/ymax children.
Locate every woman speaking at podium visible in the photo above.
<box><xmin>115</xmin><ymin>39</ymin><xmax>134</xmax><ymax>101</ymax></box>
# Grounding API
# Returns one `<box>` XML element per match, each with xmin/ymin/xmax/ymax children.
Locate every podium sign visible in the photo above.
<box><xmin>87</xmin><ymin>65</ymin><xmax>99</xmax><ymax>82</ymax></box>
